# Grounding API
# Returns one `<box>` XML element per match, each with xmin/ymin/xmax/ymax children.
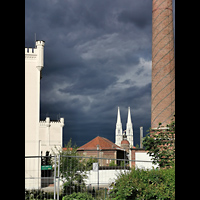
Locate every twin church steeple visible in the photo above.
<box><xmin>115</xmin><ymin>107</ymin><xmax>123</xmax><ymax>146</ymax></box>
<box><xmin>115</xmin><ymin>107</ymin><xmax>134</xmax><ymax>147</ymax></box>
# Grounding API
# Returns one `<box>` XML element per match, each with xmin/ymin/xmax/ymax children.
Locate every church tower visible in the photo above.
<box><xmin>126</xmin><ymin>107</ymin><xmax>134</xmax><ymax>147</ymax></box>
<box><xmin>115</xmin><ymin>107</ymin><xmax>123</xmax><ymax>146</ymax></box>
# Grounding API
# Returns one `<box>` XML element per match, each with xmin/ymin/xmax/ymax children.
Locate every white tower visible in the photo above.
<box><xmin>25</xmin><ymin>40</ymin><xmax>65</xmax><ymax>189</ymax></box>
<box><xmin>126</xmin><ymin>107</ymin><xmax>134</xmax><ymax>147</ymax></box>
<box><xmin>25</xmin><ymin>40</ymin><xmax>45</xmax><ymax>157</ymax></box>
<box><xmin>25</xmin><ymin>40</ymin><xmax>45</xmax><ymax>189</ymax></box>
<box><xmin>115</xmin><ymin>107</ymin><xmax>123</xmax><ymax>146</ymax></box>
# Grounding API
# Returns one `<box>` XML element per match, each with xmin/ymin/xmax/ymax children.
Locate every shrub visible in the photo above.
<box><xmin>25</xmin><ymin>189</ymin><xmax>54</xmax><ymax>199</ymax></box>
<box><xmin>142</xmin><ymin>119</ymin><xmax>175</xmax><ymax>168</ymax></box>
<box><xmin>109</xmin><ymin>166</ymin><xmax>175</xmax><ymax>200</ymax></box>
<box><xmin>109</xmin><ymin>160</ymin><xmax>117</xmax><ymax>167</ymax></box>
<box><xmin>62</xmin><ymin>192</ymin><xmax>94</xmax><ymax>200</ymax></box>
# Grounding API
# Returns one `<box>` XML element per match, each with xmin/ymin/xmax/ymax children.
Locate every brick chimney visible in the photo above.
<box><xmin>151</xmin><ymin>0</ymin><xmax>175</xmax><ymax>129</ymax></box>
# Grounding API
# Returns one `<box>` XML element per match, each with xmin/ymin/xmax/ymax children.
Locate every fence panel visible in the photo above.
<box><xmin>25</xmin><ymin>155</ymin><xmax>156</xmax><ymax>199</ymax></box>
<box><xmin>58</xmin><ymin>155</ymin><xmax>127</xmax><ymax>199</ymax></box>
<box><xmin>25</xmin><ymin>156</ymin><xmax>56</xmax><ymax>200</ymax></box>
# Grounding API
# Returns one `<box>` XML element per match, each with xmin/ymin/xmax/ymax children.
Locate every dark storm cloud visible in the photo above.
<box><xmin>26</xmin><ymin>0</ymin><xmax>175</xmax><ymax>147</ymax></box>
<box><xmin>59</xmin><ymin>69</ymin><xmax>118</xmax><ymax>95</ymax></box>
<box><xmin>118</xmin><ymin>4</ymin><xmax>152</xmax><ymax>29</ymax></box>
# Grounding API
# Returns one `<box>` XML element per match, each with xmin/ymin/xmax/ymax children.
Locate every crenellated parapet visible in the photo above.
<box><xmin>25</xmin><ymin>48</ymin><xmax>36</xmax><ymax>54</ymax></box>
<box><xmin>39</xmin><ymin>117</ymin><xmax>65</xmax><ymax>127</ymax></box>
<box><xmin>25</xmin><ymin>40</ymin><xmax>45</xmax><ymax>71</ymax></box>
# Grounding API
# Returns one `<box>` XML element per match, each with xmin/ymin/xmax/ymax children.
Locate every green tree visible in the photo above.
<box><xmin>83</xmin><ymin>157</ymin><xmax>98</xmax><ymax>170</ymax></box>
<box><xmin>142</xmin><ymin>117</ymin><xmax>175</xmax><ymax>168</ymax></box>
<box><xmin>52</xmin><ymin>139</ymin><xmax>88</xmax><ymax>195</ymax></box>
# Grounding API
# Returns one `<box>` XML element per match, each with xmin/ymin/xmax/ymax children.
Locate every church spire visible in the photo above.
<box><xmin>115</xmin><ymin>107</ymin><xmax>123</xmax><ymax>146</ymax></box>
<box><xmin>126</xmin><ymin>107</ymin><xmax>134</xmax><ymax>147</ymax></box>
<box><xmin>117</xmin><ymin>106</ymin><xmax>122</xmax><ymax>124</ymax></box>
<box><xmin>127</xmin><ymin>107</ymin><xmax>132</xmax><ymax>124</ymax></box>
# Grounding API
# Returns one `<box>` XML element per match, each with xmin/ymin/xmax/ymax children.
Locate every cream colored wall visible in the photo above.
<box><xmin>39</xmin><ymin>117</ymin><xmax>64</xmax><ymax>155</ymax></box>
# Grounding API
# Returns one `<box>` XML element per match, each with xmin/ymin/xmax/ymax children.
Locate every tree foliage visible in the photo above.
<box><xmin>52</xmin><ymin>139</ymin><xmax>99</xmax><ymax>195</ymax></box>
<box><xmin>52</xmin><ymin>139</ymin><xmax>88</xmax><ymax>194</ymax></box>
<box><xmin>62</xmin><ymin>192</ymin><xmax>94</xmax><ymax>200</ymax></box>
<box><xmin>109</xmin><ymin>166</ymin><xmax>175</xmax><ymax>200</ymax></box>
<box><xmin>142</xmin><ymin>118</ymin><xmax>175</xmax><ymax>168</ymax></box>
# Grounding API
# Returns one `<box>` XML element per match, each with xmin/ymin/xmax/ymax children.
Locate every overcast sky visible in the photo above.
<box><xmin>25</xmin><ymin>0</ymin><xmax>175</xmax><ymax>147</ymax></box>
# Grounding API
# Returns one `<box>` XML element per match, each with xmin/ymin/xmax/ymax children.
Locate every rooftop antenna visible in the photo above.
<box><xmin>57</xmin><ymin>113</ymin><xmax>60</xmax><ymax>121</ymax></box>
<box><xmin>34</xmin><ymin>33</ymin><xmax>36</xmax><ymax>48</ymax></box>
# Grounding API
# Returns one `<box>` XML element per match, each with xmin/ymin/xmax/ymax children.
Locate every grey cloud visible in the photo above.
<box><xmin>121</xmin><ymin>79</ymin><xmax>136</xmax><ymax>85</ymax></box>
<box><xmin>26</xmin><ymin>0</ymin><xmax>175</xmax><ymax>147</ymax></box>
<box><xmin>118</xmin><ymin>8</ymin><xmax>151</xmax><ymax>29</ymax></box>
<box><xmin>59</xmin><ymin>70</ymin><xmax>118</xmax><ymax>96</ymax></box>
<box><xmin>136</xmin><ymin>66</ymin><xmax>145</xmax><ymax>75</ymax></box>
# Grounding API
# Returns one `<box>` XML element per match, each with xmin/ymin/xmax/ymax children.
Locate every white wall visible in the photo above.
<box><xmin>39</xmin><ymin>117</ymin><xmax>64</xmax><ymax>155</ymax></box>
<box><xmin>83</xmin><ymin>169</ymin><xmax>128</xmax><ymax>188</ymax></box>
<box><xmin>135</xmin><ymin>152</ymin><xmax>158</xmax><ymax>169</ymax></box>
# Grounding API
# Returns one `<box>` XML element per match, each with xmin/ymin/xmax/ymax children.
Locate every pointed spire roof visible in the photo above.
<box><xmin>116</xmin><ymin>106</ymin><xmax>122</xmax><ymax>124</ymax></box>
<box><xmin>127</xmin><ymin>107</ymin><xmax>132</xmax><ymax>124</ymax></box>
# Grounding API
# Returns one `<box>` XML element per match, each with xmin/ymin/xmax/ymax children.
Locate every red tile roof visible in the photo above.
<box><xmin>77</xmin><ymin>136</ymin><xmax>123</xmax><ymax>151</ymax></box>
<box><xmin>62</xmin><ymin>147</ymin><xmax>73</xmax><ymax>151</ymax></box>
<box><xmin>121</xmin><ymin>139</ymin><xmax>130</xmax><ymax>145</ymax></box>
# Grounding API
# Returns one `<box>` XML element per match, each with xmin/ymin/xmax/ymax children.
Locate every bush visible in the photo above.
<box><xmin>109</xmin><ymin>166</ymin><xmax>175</xmax><ymax>200</ymax></box>
<box><xmin>25</xmin><ymin>189</ymin><xmax>54</xmax><ymax>199</ymax></box>
<box><xmin>62</xmin><ymin>192</ymin><xmax>94</xmax><ymax>200</ymax></box>
<box><xmin>109</xmin><ymin>160</ymin><xmax>117</xmax><ymax>167</ymax></box>
<box><xmin>142</xmin><ymin>120</ymin><xmax>175</xmax><ymax>168</ymax></box>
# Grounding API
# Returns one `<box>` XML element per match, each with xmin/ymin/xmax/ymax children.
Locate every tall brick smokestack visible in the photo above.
<box><xmin>151</xmin><ymin>0</ymin><xmax>175</xmax><ymax>129</ymax></box>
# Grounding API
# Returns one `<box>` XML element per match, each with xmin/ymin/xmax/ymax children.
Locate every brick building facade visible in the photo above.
<box><xmin>77</xmin><ymin>136</ymin><xmax>126</xmax><ymax>166</ymax></box>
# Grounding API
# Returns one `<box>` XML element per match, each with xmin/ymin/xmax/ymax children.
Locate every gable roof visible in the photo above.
<box><xmin>77</xmin><ymin>136</ymin><xmax>123</xmax><ymax>151</ymax></box>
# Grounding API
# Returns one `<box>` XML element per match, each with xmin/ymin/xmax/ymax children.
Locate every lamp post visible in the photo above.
<box><xmin>97</xmin><ymin>145</ymin><xmax>99</xmax><ymax>190</ymax></box>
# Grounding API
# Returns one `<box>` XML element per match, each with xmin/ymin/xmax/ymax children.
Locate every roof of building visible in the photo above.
<box><xmin>62</xmin><ymin>147</ymin><xmax>73</xmax><ymax>151</ymax></box>
<box><xmin>77</xmin><ymin>136</ymin><xmax>123</xmax><ymax>151</ymax></box>
<box><xmin>121</xmin><ymin>139</ymin><xmax>130</xmax><ymax>145</ymax></box>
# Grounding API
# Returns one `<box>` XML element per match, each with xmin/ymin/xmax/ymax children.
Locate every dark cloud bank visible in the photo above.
<box><xmin>25</xmin><ymin>0</ymin><xmax>175</xmax><ymax>147</ymax></box>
